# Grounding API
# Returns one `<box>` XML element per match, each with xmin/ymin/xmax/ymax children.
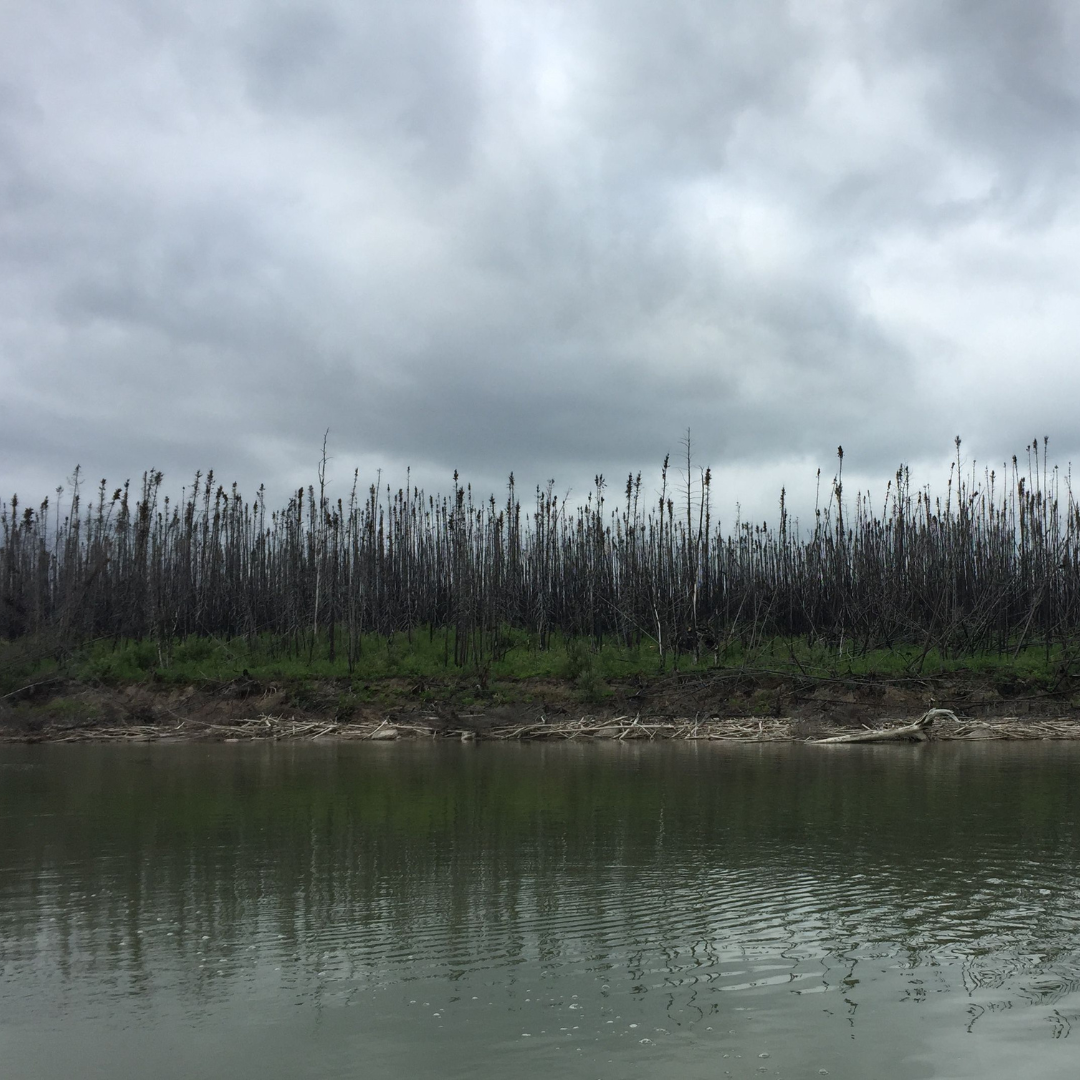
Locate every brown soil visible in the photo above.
<box><xmin>3</xmin><ymin>669</ymin><xmax>1080</xmax><ymax>742</ymax></box>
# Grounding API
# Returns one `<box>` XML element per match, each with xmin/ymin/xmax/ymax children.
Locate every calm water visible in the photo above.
<box><xmin>1</xmin><ymin>741</ymin><xmax>1079</xmax><ymax>1080</ymax></box>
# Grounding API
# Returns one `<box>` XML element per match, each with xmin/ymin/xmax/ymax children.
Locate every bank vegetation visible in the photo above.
<box><xmin>4</xmin><ymin>436</ymin><xmax>1080</xmax><ymax>701</ymax></box>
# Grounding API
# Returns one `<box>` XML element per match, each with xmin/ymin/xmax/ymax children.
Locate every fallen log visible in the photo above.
<box><xmin>811</xmin><ymin>708</ymin><xmax>959</xmax><ymax>744</ymax></box>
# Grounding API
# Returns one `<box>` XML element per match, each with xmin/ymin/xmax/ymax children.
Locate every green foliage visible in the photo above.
<box><xmin>171</xmin><ymin>637</ymin><xmax>216</xmax><ymax>666</ymax></box>
<box><xmin>4</xmin><ymin>627</ymin><xmax>1079</xmax><ymax>714</ymax></box>
<box><xmin>82</xmin><ymin>641</ymin><xmax>159</xmax><ymax>684</ymax></box>
<box><xmin>560</xmin><ymin>637</ymin><xmax>594</xmax><ymax>681</ymax></box>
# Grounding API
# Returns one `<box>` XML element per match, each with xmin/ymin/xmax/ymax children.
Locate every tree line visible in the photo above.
<box><xmin>3</xmin><ymin>437</ymin><xmax>1077</xmax><ymax>671</ymax></box>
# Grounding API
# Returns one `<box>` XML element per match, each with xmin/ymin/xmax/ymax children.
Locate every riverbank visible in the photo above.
<box><xmin>12</xmin><ymin>713</ymin><xmax>1080</xmax><ymax>743</ymax></box>
<box><xmin>4</xmin><ymin>668</ymin><xmax>1080</xmax><ymax>742</ymax></box>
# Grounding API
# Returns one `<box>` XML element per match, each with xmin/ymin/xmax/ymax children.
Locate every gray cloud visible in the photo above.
<box><xmin>239</xmin><ymin>0</ymin><xmax>482</xmax><ymax>173</ymax></box>
<box><xmin>2</xmin><ymin>0</ymin><xmax>1079</xmax><ymax>527</ymax></box>
<box><xmin>888</xmin><ymin>0</ymin><xmax>1080</xmax><ymax>171</ymax></box>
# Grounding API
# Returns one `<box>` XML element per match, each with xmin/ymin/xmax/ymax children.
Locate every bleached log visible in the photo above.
<box><xmin>812</xmin><ymin>708</ymin><xmax>959</xmax><ymax>744</ymax></box>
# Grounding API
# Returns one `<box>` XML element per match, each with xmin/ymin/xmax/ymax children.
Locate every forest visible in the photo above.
<box><xmin>3</xmin><ymin>436</ymin><xmax>1078</xmax><ymax>696</ymax></box>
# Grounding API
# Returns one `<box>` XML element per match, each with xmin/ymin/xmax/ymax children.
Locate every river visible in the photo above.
<box><xmin>2</xmin><ymin>740</ymin><xmax>1078</xmax><ymax>1079</ymax></box>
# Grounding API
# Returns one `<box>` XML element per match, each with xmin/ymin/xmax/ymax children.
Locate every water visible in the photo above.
<box><xmin>2</xmin><ymin>740</ymin><xmax>1079</xmax><ymax>1079</ymax></box>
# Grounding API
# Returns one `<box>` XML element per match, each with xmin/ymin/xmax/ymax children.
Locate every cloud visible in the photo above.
<box><xmin>886</xmin><ymin>0</ymin><xmax>1080</xmax><ymax>176</ymax></box>
<box><xmin>2</xmin><ymin>0</ymin><xmax>1079</xmax><ymax>528</ymax></box>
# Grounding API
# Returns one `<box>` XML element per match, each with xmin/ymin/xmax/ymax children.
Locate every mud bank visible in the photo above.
<box><xmin>4</xmin><ymin>670</ymin><xmax>1080</xmax><ymax>743</ymax></box>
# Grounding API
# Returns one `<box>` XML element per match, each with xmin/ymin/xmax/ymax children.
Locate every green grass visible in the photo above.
<box><xmin>2</xmin><ymin>627</ymin><xmax>1077</xmax><ymax>709</ymax></box>
<box><xmin>717</xmin><ymin>635</ymin><xmax>1075</xmax><ymax>683</ymax></box>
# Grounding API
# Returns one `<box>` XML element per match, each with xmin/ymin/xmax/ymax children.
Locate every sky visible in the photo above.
<box><xmin>2</xmin><ymin>0</ymin><xmax>1079</xmax><ymax>529</ymax></box>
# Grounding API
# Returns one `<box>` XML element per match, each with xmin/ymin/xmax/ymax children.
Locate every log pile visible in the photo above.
<box><xmin>12</xmin><ymin>709</ymin><xmax>1080</xmax><ymax>743</ymax></box>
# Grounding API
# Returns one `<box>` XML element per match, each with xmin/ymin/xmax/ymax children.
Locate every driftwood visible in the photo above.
<box><xmin>811</xmin><ymin>708</ymin><xmax>959</xmax><ymax>744</ymax></box>
<box><xmin>368</xmin><ymin>724</ymin><xmax>399</xmax><ymax>740</ymax></box>
<box><xmin>13</xmin><ymin>708</ymin><xmax>1080</xmax><ymax>744</ymax></box>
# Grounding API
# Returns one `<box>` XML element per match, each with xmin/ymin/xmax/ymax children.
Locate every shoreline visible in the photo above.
<box><xmin>6</xmin><ymin>667</ymin><xmax>1080</xmax><ymax>744</ymax></box>
<box><xmin>7</xmin><ymin>713</ymin><xmax>1080</xmax><ymax>744</ymax></box>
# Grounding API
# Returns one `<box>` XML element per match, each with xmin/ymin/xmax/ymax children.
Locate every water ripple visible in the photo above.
<box><xmin>4</xmin><ymin>741</ymin><xmax>1080</xmax><ymax>1079</ymax></box>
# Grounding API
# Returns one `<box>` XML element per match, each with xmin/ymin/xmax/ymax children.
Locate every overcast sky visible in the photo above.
<box><xmin>3</xmin><ymin>0</ymin><xmax>1079</xmax><ymax>528</ymax></box>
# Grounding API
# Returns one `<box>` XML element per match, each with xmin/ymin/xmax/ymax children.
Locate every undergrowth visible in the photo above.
<box><xmin>3</xmin><ymin>629</ymin><xmax>1076</xmax><ymax>708</ymax></box>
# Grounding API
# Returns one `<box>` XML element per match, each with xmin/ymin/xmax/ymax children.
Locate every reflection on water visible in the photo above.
<box><xmin>1</xmin><ymin>741</ymin><xmax>1079</xmax><ymax>1079</ymax></box>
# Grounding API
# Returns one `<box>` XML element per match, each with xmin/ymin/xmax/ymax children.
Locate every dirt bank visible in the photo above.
<box><xmin>4</xmin><ymin>668</ymin><xmax>1080</xmax><ymax>742</ymax></box>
